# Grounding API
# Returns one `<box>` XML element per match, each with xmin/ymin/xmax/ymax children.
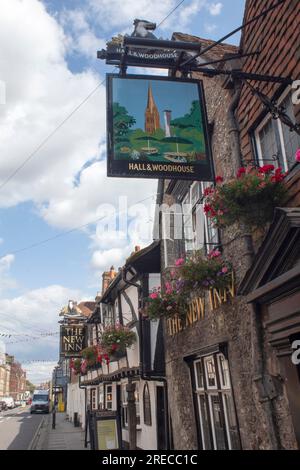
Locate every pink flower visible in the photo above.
<box><xmin>208</xmin><ymin>249</ymin><xmax>221</xmax><ymax>259</ymax></box>
<box><xmin>150</xmin><ymin>292</ymin><xmax>158</xmax><ymax>300</ymax></box>
<box><xmin>215</xmin><ymin>176</ymin><xmax>224</xmax><ymax>184</ymax></box>
<box><xmin>175</xmin><ymin>258</ymin><xmax>185</xmax><ymax>267</ymax></box>
<box><xmin>222</xmin><ymin>266</ymin><xmax>228</xmax><ymax>274</ymax></box>
<box><xmin>295</xmin><ymin>149</ymin><xmax>300</xmax><ymax>162</ymax></box>
<box><xmin>165</xmin><ymin>281</ymin><xmax>173</xmax><ymax>294</ymax></box>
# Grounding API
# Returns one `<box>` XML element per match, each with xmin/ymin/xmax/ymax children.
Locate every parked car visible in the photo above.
<box><xmin>1</xmin><ymin>397</ymin><xmax>15</xmax><ymax>409</ymax></box>
<box><xmin>0</xmin><ymin>401</ymin><xmax>8</xmax><ymax>412</ymax></box>
<box><xmin>14</xmin><ymin>400</ymin><xmax>21</xmax><ymax>407</ymax></box>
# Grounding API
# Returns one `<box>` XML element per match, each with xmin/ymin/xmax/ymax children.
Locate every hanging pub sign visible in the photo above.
<box><xmin>60</xmin><ymin>324</ymin><xmax>86</xmax><ymax>358</ymax></box>
<box><xmin>106</xmin><ymin>74</ymin><xmax>214</xmax><ymax>181</ymax></box>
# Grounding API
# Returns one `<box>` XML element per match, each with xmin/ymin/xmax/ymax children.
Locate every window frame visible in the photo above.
<box><xmin>254</xmin><ymin>87</ymin><xmax>299</xmax><ymax>172</ymax></box>
<box><xmin>191</xmin><ymin>353</ymin><xmax>240</xmax><ymax>450</ymax></box>
<box><xmin>105</xmin><ymin>384</ymin><xmax>113</xmax><ymax>410</ymax></box>
<box><xmin>182</xmin><ymin>182</ymin><xmax>219</xmax><ymax>254</ymax></box>
<box><xmin>143</xmin><ymin>382</ymin><xmax>152</xmax><ymax>426</ymax></box>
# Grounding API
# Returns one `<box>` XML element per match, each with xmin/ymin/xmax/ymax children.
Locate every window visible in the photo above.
<box><xmin>98</xmin><ymin>386</ymin><xmax>104</xmax><ymax>410</ymax></box>
<box><xmin>102</xmin><ymin>305</ymin><xmax>115</xmax><ymax>327</ymax></box>
<box><xmin>192</xmin><ymin>353</ymin><xmax>240</xmax><ymax>450</ymax></box>
<box><xmin>105</xmin><ymin>384</ymin><xmax>113</xmax><ymax>410</ymax></box>
<box><xmin>183</xmin><ymin>182</ymin><xmax>219</xmax><ymax>255</ymax></box>
<box><xmin>255</xmin><ymin>90</ymin><xmax>300</xmax><ymax>171</ymax></box>
<box><xmin>121</xmin><ymin>382</ymin><xmax>140</xmax><ymax>428</ymax></box>
<box><xmin>143</xmin><ymin>383</ymin><xmax>152</xmax><ymax>426</ymax></box>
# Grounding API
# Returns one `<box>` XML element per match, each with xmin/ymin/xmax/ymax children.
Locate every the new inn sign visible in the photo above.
<box><xmin>60</xmin><ymin>324</ymin><xmax>86</xmax><ymax>358</ymax></box>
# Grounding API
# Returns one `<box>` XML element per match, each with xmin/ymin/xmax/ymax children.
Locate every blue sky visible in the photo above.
<box><xmin>0</xmin><ymin>0</ymin><xmax>246</xmax><ymax>382</ymax></box>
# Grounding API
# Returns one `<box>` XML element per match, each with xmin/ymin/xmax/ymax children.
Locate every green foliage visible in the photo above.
<box><xmin>26</xmin><ymin>380</ymin><xmax>35</xmax><ymax>393</ymax></box>
<box><xmin>81</xmin><ymin>346</ymin><xmax>98</xmax><ymax>366</ymax></box>
<box><xmin>73</xmin><ymin>359</ymin><xmax>82</xmax><ymax>375</ymax></box>
<box><xmin>171</xmin><ymin>100</ymin><xmax>203</xmax><ymax>130</ymax></box>
<box><xmin>113</xmin><ymin>102</ymin><xmax>136</xmax><ymax>142</ymax></box>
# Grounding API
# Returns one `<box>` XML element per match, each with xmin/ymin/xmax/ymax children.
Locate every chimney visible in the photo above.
<box><xmin>102</xmin><ymin>266</ymin><xmax>117</xmax><ymax>294</ymax></box>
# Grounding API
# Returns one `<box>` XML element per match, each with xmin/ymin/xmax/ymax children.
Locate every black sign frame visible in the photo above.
<box><xmin>106</xmin><ymin>73</ymin><xmax>215</xmax><ymax>181</ymax></box>
<box><xmin>59</xmin><ymin>323</ymin><xmax>86</xmax><ymax>359</ymax></box>
<box><xmin>91</xmin><ymin>411</ymin><xmax>122</xmax><ymax>450</ymax></box>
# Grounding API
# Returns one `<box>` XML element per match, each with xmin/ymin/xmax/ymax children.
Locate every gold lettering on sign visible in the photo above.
<box><xmin>167</xmin><ymin>273</ymin><xmax>236</xmax><ymax>336</ymax></box>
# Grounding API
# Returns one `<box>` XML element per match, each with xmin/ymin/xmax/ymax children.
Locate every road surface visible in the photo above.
<box><xmin>0</xmin><ymin>405</ymin><xmax>45</xmax><ymax>450</ymax></box>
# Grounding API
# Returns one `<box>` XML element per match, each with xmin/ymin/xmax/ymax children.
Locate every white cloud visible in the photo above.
<box><xmin>0</xmin><ymin>0</ymin><xmax>105</xmax><ymax>210</ymax></box>
<box><xmin>86</xmin><ymin>0</ymin><xmax>208</xmax><ymax>34</ymax></box>
<box><xmin>23</xmin><ymin>362</ymin><xmax>57</xmax><ymax>386</ymax></box>
<box><xmin>0</xmin><ymin>284</ymin><xmax>90</xmax><ymax>382</ymax></box>
<box><xmin>207</xmin><ymin>2</ymin><xmax>223</xmax><ymax>16</ymax></box>
<box><xmin>59</xmin><ymin>8</ymin><xmax>106</xmax><ymax>59</ymax></box>
<box><xmin>0</xmin><ymin>254</ymin><xmax>17</xmax><ymax>293</ymax></box>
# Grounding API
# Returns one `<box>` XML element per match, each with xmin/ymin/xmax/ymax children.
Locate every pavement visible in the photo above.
<box><xmin>34</xmin><ymin>412</ymin><xmax>87</xmax><ymax>450</ymax></box>
<box><xmin>0</xmin><ymin>405</ymin><xmax>44</xmax><ymax>450</ymax></box>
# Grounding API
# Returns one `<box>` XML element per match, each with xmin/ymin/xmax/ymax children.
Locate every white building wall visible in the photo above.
<box><xmin>119</xmin><ymin>379</ymin><xmax>162</xmax><ymax>450</ymax></box>
<box><xmin>67</xmin><ymin>382</ymin><xmax>86</xmax><ymax>429</ymax></box>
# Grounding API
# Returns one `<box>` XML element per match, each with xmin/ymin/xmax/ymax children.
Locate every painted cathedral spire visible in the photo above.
<box><xmin>145</xmin><ymin>83</ymin><xmax>161</xmax><ymax>134</ymax></box>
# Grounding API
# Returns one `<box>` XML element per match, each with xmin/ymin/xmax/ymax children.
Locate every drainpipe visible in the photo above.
<box><xmin>227</xmin><ymin>80</ymin><xmax>243</xmax><ymax>174</ymax></box>
<box><xmin>249</xmin><ymin>302</ymin><xmax>282</xmax><ymax>449</ymax></box>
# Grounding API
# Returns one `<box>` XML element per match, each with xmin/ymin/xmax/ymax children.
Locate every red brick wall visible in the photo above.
<box><xmin>237</xmin><ymin>0</ymin><xmax>300</xmax><ymax>161</ymax></box>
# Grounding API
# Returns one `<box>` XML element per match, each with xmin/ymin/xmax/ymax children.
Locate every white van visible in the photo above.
<box><xmin>30</xmin><ymin>390</ymin><xmax>50</xmax><ymax>414</ymax></box>
<box><xmin>2</xmin><ymin>397</ymin><xmax>15</xmax><ymax>409</ymax></box>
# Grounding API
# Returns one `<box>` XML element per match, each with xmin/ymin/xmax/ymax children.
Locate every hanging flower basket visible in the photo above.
<box><xmin>81</xmin><ymin>346</ymin><xmax>99</xmax><ymax>367</ymax></box>
<box><xmin>100</xmin><ymin>324</ymin><xmax>136</xmax><ymax>360</ymax></box>
<box><xmin>145</xmin><ymin>251</ymin><xmax>232</xmax><ymax>320</ymax></box>
<box><xmin>108</xmin><ymin>349</ymin><xmax>127</xmax><ymax>363</ymax></box>
<box><xmin>204</xmin><ymin>165</ymin><xmax>288</xmax><ymax>228</ymax></box>
<box><xmin>179</xmin><ymin>249</ymin><xmax>232</xmax><ymax>291</ymax></box>
<box><xmin>70</xmin><ymin>358</ymin><xmax>82</xmax><ymax>375</ymax></box>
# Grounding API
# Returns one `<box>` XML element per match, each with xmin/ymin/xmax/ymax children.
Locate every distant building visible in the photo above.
<box><xmin>0</xmin><ymin>349</ymin><xmax>10</xmax><ymax>399</ymax></box>
<box><xmin>9</xmin><ymin>360</ymin><xmax>26</xmax><ymax>401</ymax></box>
<box><xmin>145</xmin><ymin>84</ymin><xmax>161</xmax><ymax>134</ymax></box>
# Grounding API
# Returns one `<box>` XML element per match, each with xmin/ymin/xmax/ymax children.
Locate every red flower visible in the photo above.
<box><xmin>237</xmin><ymin>167</ymin><xmax>246</xmax><ymax>178</ymax></box>
<box><xmin>204</xmin><ymin>187</ymin><xmax>214</xmax><ymax>196</ymax></box>
<box><xmin>111</xmin><ymin>343</ymin><xmax>118</xmax><ymax>352</ymax></box>
<box><xmin>215</xmin><ymin>176</ymin><xmax>223</xmax><ymax>184</ymax></box>
<box><xmin>259</xmin><ymin>164</ymin><xmax>275</xmax><ymax>173</ymax></box>
<box><xmin>295</xmin><ymin>149</ymin><xmax>300</xmax><ymax>162</ymax></box>
<box><xmin>204</xmin><ymin>204</ymin><xmax>212</xmax><ymax>214</ymax></box>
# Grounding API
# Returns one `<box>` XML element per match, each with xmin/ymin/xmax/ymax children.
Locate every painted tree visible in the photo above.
<box><xmin>113</xmin><ymin>102</ymin><xmax>136</xmax><ymax>146</ymax></box>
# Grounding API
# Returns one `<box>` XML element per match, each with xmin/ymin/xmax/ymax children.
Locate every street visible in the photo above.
<box><xmin>0</xmin><ymin>406</ymin><xmax>44</xmax><ymax>450</ymax></box>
